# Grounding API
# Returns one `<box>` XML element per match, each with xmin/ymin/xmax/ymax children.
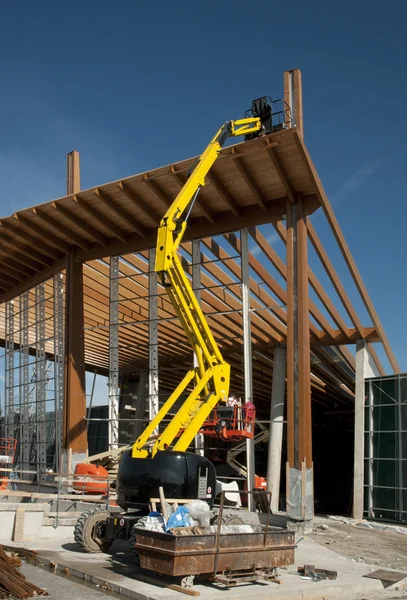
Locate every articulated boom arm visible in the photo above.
<box><xmin>132</xmin><ymin>117</ymin><xmax>261</xmax><ymax>459</ymax></box>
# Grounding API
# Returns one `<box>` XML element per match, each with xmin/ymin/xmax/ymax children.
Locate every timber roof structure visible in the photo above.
<box><xmin>0</xmin><ymin>121</ymin><xmax>399</xmax><ymax>418</ymax></box>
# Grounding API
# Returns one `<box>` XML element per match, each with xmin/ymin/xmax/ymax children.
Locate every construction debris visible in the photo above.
<box><xmin>0</xmin><ymin>545</ymin><xmax>48</xmax><ymax>598</ymax></box>
<box><xmin>297</xmin><ymin>564</ymin><xmax>337</xmax><ymax>582</ymax></box>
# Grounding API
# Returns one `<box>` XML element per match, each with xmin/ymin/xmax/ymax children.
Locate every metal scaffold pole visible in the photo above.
<box><xmin>54</xmin><ymin>273</ymin><xmax>65</xmax><ymax>472</ymax></box>
<box><xmin>5</xmin><ymin>301</ymin><xmax>15</xmax><ymax>442</ymax></box>
<box><xmin>109</xmin><ymin>257</ymin><xmax>120</xmax><ymax>449</ymax></box>
<box><xmin>192</xmin><ymin>239</ymin><xmax>205</xmax><ymax>456</ymax></box>
<box><xmin>149</xmin><ymin>248</ymin><xmax>159</xmax><ymax>431</ymax></box>
<box><xmin>36</xmin><ymin>283</ymin><xmax>47</xmax><ymax>478</ymax></box>
<box><xmin>19</xmin><ymin>291</ymin><xmax>30</xmax><ymax>469</ymax></box>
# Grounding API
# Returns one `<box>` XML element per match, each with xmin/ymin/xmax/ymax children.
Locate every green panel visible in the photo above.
<box><xmin>371</xmin><ymin>378</ymin><xmax>397</xmax><ymax>406</ymax></box>
<box><xmin>373</xmin><ymin>432</ymin><xmax>398</xmax><ymax>459</ymax></box>
<box><xmin>372</xmin><ymin>459</ymin><xmax>398</xmax><ymax>487</ymax></box>
<box><xmin>372</xmin><ymin>485</ymin><xmax>399</xmax><ymax>512</ymax></box>
<box><xmin>371</xmin><ymin>405</ymin><xmax>398</xmax><ymax>431</ymax></box>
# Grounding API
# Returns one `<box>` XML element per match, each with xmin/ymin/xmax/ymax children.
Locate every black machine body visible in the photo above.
<box><xmin>117</xmin><ymin>449</ymin><xmax>217</xmax><ymax>510</ymax></box>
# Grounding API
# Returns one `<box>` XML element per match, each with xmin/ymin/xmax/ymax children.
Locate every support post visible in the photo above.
<box><xmin>267</xmin><ymin>346</ymin><xmax>286</xmax><ymax>512</ymax></box>
<box><xmin>241</xmin><ymin>228</ymin><xmax>255</xmax><ymax>511</ymax></box>
<box><xmin>285</xmin><ymin>195</ymin><xmax>313</xmax><ymax>523</ymax></box>
<box><xmin>283</xmin><ymin>69</ymin><xmax>303</xmax><ymax>136</ymax></box>
<box><xmin>67</xmin><ymin>150</ymin><xmax>80</xmax><ymax>195</ymax></box>
<box><xmin>54</xmin><ymin>274</ymin><xmax>65</xmax><ymax>472</ymax></box>
<box><xmin>109</xmin><ymin>256</ymin><xmax>120</xmax><ymax>449</ymax></box>
<box><xmin>63</xmin><ymin>152</ymin><xmax>87</xmax><ymax>470</ymax></box>
<box><xmin>149</xmin><ymin>249</ymin><xmax>159</xmax><ymax>431</ymax></box>
<box><xmin>353</xmin><ymin>339</ymin><xmax>367</xmax><ymax>519</ymax></box>
<box><xmin>192</xmin><ymin>239</ymin><xmax>205</xmax><ymax>456</ymax></box>
<box><xmin>5</xmin><ymin>301</ymin><xmax>15</xmax><ymax>442</ymax></box>
<box><xmin>36</xmin><ymin>283</ymin><xmax>47</xmax><ymax>478</ymax></box>
<box><xmin>63</xmin><ymin>252</ymin><xmax>87</xmax><ymax>467</ymax></box>
<box><xmin>19</xmin><ymin>292</ymin><xmax>30</xmax><ymax>469</ymax></box>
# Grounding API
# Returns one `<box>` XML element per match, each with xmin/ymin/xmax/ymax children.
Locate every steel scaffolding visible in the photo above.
<box><xmin>2</xmin><ymin>275</ymin><xmax>65</xmax><ymax>477</ymax></box>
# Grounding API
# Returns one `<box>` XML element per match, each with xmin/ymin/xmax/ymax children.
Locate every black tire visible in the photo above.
<box><xmin>74</xmin><ymin>508</ymin><xmax>113</xmax><ymax>553</ymax></box>
<box><xmin>224</xmin><ymin>515</ymin><xmax>244</xmax><ymax>525</ymax></box>
<box><xmin>212</xmin><ymin>513</ymin><xmax>244</xmax><ymax>526</ymax></box>
<box><xmin>128</xmin><ymin>525</ymin><xmax>140</xmax><ymax>566</ymax></box>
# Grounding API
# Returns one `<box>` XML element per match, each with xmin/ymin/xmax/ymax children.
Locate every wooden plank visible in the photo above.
<box><xmin>0</xmin><ymin>220</ymin><xmax>64</xmax><ymax>261</ymax></box>
<box><xmin>12</xmin><ymin>212</ymin><xmax>71</xmax><ymax>253</ymax></box>
<box><xmin>93</xmin><ymin>188</ymin><xmax>147</xmax><ymax>237</ymax></box>
<box><xmin>12</xmin><ymin>509</ymin><xmax>25</xmax><ymax>543</ymax></box>
<box><xmin>0</xmin><ymin>258</ymin><xmax>67</xmax><ymax>304</ymax></box>
<box><xmin>33</xmin><ymin>207</ymin><xmax>90</xmax><ymax>250</ymax></box>
<box><xmin>52</xmin><ymin>202</ymin><xmax>108</xmax><ymax>247</ymax></box>
<box><xmin>207</xmin><ymin>170</ymin><xmax>242</xmax><ymax>217</ymax></box>
<box><xmin>74</xmin><ymin>195</ymin><xmax>128</xmax><ymax>242</ymax></box>
<box><xmin>266</xmin><ymin>146</ymin><xmax>295</xmax><ymax>205</ymax></box>
<box><xmin>118</xmin><ymin>181</ymin><xmax>161</xmax><ymax>226</ymax></box>
<box><xmin>232</xmin><ymin>156</ymin><xmax>267</xmax><ymax>210</ymax></box>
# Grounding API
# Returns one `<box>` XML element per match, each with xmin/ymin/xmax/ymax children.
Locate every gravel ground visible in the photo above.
<box><xmin>309</xmin><ymin>520</ymin><xmax>407</xmax><ymax>570</ymax></box>
<box><xmin>20</xmin><ymin>563</ymin><xmax>112</xmax><ymax>599</ymax></box>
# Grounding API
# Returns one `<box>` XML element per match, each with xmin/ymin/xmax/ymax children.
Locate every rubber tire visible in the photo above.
<box><xmin>224</xmin><ymin>516</ymin><xmax>244</xmax><ymax>525</ymax></box>
<box><xmin>74</xmin><ymin>508</ymin><xmax>113</xmax><ymax>553</ymax></box>
<box><xmin>128</xmin><ymin>525</ymin><xmax>140</xmax><ymax>566</ymax></box>
<box><xmin>212</xmin><ymin>513</ymin><xmax>245</xmax><ymax>526</ymax></box>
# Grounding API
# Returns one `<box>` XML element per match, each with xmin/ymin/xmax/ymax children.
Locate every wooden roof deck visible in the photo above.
<box><xmin>0</xmin><ymin>127</ymin><xmax>319</xmax><ymax>302</ymax></box>
<box><xmin>0</xmin><ymin>123</ymin><xmax>398</xmax><ymax>415</ymax></box>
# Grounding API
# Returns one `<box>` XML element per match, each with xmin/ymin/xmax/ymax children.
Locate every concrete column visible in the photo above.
<box><xmin>353</xmin><ymin>340</ymin><xmax>366</xmax><ymax>519</ymax></box>
<box><xmin>267</xmin><ymin>346</ymin><xmax>286</xmax><ymax>512</ymax></box>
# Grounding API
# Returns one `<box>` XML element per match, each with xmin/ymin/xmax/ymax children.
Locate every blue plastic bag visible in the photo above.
<box><xmin>165</xmin><ymin>505</ymin><xmax>191</xmax><ymax>532</ymax></box>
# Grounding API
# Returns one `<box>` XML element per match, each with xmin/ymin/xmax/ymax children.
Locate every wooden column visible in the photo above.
<box><xmin>67</xmin><ymin>150</ymin><xmax>80</xmax><ymax>196</ymax></box>
<box><xmin>63</xmin><ymin>151</ymin><xmax>87</xmax><ymax>458</ymax></box>
<box><xmin>283</xmin><ymin>69</ymin><xmax>303</xmax><ymax>137</ymax></box>
<box><xmin>297</xmin><ymin>196</ymin><xmax>312</xmax><ymax>466</ymax></box>
<box><xmin>286</xmin><ymin>201</ymin><xmax>295</xmax><ymax>467</ymax></box>
<box><xmin>286</xmin><ymin>194</ymin><xmax>313</xmax><ymax>518</ymax></box>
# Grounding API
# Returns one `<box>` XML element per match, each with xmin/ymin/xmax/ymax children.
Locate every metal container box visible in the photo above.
<box><xmin>134</xmin><ymin>526</ymin><xmax>295</xmax><ymax>577</ymax></box>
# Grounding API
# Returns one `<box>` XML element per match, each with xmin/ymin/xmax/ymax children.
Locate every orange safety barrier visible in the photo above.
<box><xmin>73</xmin><ymin>463</ymin><xmax>110</xmax><ymax>494</ymax></box>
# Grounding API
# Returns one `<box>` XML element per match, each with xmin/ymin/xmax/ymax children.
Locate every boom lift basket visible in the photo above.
<box><xmin>202</xmin><ymin>405</ymin><xmax>256</xmax><ymax>442</ymax></box>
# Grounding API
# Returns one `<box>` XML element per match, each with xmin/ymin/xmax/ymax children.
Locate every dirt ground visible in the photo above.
<box><xmin>309</xmin><ymin>520</ymin><xmax>407</xmax><ymax>571</ymax></box>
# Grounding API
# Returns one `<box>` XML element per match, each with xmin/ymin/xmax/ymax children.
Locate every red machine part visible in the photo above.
<box><xmin>202</xmin><ymin>404</ymin><xmax>256</xmax><ymax>442</ymax></box>
<box><xmin>73</xmin><ymin>463</ymin><xmax>110</xmax><ymax>494</ymax></box>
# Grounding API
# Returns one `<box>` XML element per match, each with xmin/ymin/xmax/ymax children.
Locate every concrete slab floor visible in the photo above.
<box><xmin>3</xmin><ymin>535</ymin><xmax>406</xmax><ymax>600</ymax></box>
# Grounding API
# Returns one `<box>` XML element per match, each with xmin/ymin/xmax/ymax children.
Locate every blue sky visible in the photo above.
<box><xmin>0</xmin><ymin>0</ymin><xmax>406</xmax><ymax>402</ymax></box>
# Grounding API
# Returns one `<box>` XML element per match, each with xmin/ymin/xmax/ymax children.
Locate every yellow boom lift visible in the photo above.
<box><xmin>74</xmin><ymin>104</ymin><xmax>274</xmax><ymax>553</ymax></box>
<box><xmin>131</xmin><ymin>117</ymin><xmax>261</xmax><ymax>459</ymax></box>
